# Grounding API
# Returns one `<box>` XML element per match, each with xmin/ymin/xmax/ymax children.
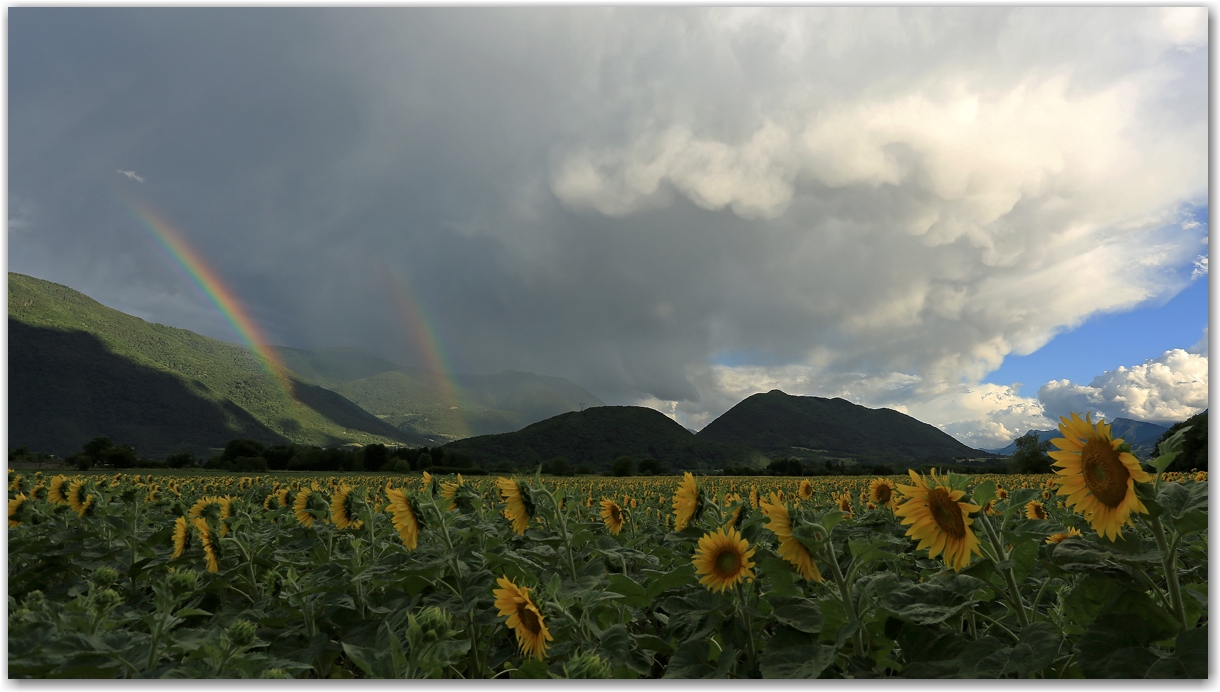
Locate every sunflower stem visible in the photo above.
<box><xmin>978</xmin><ymin>513</ymin><xmax>1030</xmax><ymax>628</ymax></box>
<box><xmin>822</xmin><ymin>543</ymin><xmax>863</xmax><ymax>658</ymax></box>
<box><xmin>1148</xmin><ymin>515</ymin><xmax>1188</xmax><ymax>630</ymax></box>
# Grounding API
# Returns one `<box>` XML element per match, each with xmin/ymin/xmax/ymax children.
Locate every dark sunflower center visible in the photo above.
<box><xmin>714</xmin><ymin>548</ymin><xmax>740</xmax><ymax>576</ymax></box>
<box><xmin>1031</xmin><ymin>503</ymin><xmax>1046</xmax><ymax>520</ymax></box>
<box><xmin>1081</xmin><ymin>439</ymin><xmax>1129</xmax><ymax>508</ymax></box>
<box><xmin>609</xmin><ymin>505</ymin><xmax>621</xmax><ymax>522</ymax></box>
<box><xmin>927</xmin><ymin>487</ymin><xmax>966</xmax><ymax>539</ymax></box>
<box><xmin>875</xmin><ymin>485</ymin><xmax>892</xmax><ymax>504</ymax></box>
<box><xmin>517</xmin><ymin>605</ymin><xmax>541</xmax><ymax>635</ymax></box>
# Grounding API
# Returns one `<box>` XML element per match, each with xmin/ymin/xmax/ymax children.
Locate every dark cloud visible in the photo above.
<box><xmin>9</xmin><ymin>8</ymin><xmax>1208</xmax><ymax>447</ymax></box>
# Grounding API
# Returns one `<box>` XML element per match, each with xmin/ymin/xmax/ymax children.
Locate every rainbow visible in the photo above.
<box><xmin>379</xmin><ymin>262</ymin><xmax>471</xmax><ymax>440</ymax></box>
<box><xmin>117</xmin><ymin>195</ymin><xmax>295</xmax><ymax>398</ymax></box>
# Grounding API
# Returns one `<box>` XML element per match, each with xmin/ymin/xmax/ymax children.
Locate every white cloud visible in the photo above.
<box><xmin>643</xmin><ymin>361</ymin><xmax>1052</xmax><ymax>450</ymax></box>
<box><xmin>1192</xmin><ymin>255</ymin><xmax>1207</xmax><ymax>279</ymax></box>
<box><xmin>1038</xmin><ymin>348</ymin><xmax>1208</xmax><ymax>424</ymax></box>
<box><xmin>1160</xmin><ymin>7</ymin><xmax>1207</xmax><ymax>49</ymax></box>
<box><xmin>1188</xmin><ymin>327</ymin><xmax>1207</xmax><ymax>355</ymax></box>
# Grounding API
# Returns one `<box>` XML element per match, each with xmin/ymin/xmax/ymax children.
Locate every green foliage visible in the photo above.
<box><xmin>8</xmin><ymin>273</ymin><xmax>416</xmax><ymax>458</ymax></box>
<box><xmin>1007</xmin><ymin>431</ymin><xmax>1054</xmax><ymax>474</ymax></box>
<box><xmin>1154</xmin><ymin>410</ymin><xmax>1207</xmax><ymax>472</ymax></box>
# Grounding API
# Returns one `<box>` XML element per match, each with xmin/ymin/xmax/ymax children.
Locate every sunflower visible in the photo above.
<box><xmin>293</xmin><ymin>489</ymin><xmax>327</xmax><ymax>528</ymax></box>
<box><xmin>869</xmin><ymin>478</ymin><xmax>898</xmax><ymax>510</ymax></box>
<box><xmin>692</xmin><ymin>525</ymin><xmax>756</xmax><ymax>593</ymax></box>
<box><xmin>758</xmin><ymin>492</ymin><xmax>823</xmax><ymax>582</ymax></box>
<box><xmin>66</xmin><ymin>481</ymin><xmax>93</xmax><ymax>518</ymax></box>
<box><xmin>493</xmin><ymin>576</ymin><xmax>553</xmax><ymax>660</ymax></box>
<box><xmin>263</xmin><ymin>493</ymin><xmax>278</xmax><ymax>511</ymax></box>
<box><xmin>189</xmin><ymin>496</ymin><xmax>234</xmax><ymax>536</ymax></box>
<box><xmin>836</xmin><ymin>492</ymin><xmax>854</xmax><ymax>518</ymax></box>
<box><xmin>1045</xmin><ymin>526</ymin><xmax>1083</xmax><ymax>544</ymax></box>
<box><xmin>192</xmin><ymin>517</ymin><xmax>220</xmax><ymax>573</ymax></box>
<box><xmin>1024</xmin><ymin>500</ymin><xmax>1047</xmax><ymax>521</ymax></box>
<box><xmin>1049</xmin><ymin>413</ymin><xmax>1152</xmax><ymax>541</ymax></box>
<box><xmin>385</xmin><ymin>489</ymin><xmax>422</xmax><ymax>549</ymax></box>
<box><xmin>895</xmin><ymin>470</ymin><xmax>982</xmax><ymax>572</ymax></box>
<box><xmin>9</xmin><ymin>493</ymin><xmax>28</xmax><ymax>528</ymax></box>
<box><xmin>440</xmin><ymin>475</ymin><xmax>465</xmax><ymax>511</ymax></box>
<box><xmin>497</xmin><ymin>478</ymin><xmax>534</xmax><ymax>535</ymax></box>
<box><xmin>1194</xmin><ymin>471</ymin><xmax>1207</xmax><ymax>482</ymax></box>
<box><xmin>48</xmin><ymin>475</ymin><xmax>69</xmax><ymax>505</ymax></box>
<box><xmin>331</xmin><ymin>487</ymin><xmax>364</xmax><ymax>530</ymax></box>
<box><xmin>799</xmin><ymin>479</ymin><xmax>814</xmax><ymax>501</ymax></box>
<box><xmin>672</xmin><ymin>472</ymin><xmax>701</xmax><ymax>531</ymax></box>
<box><xmin>600</xmin><ymin>499</ymin><xmax>625</xmax><ymax>535</ymax></box>
<box><xmin>748</xmin><ymin>489</ymin><xmax>759</xmax><ymax>509</ymax></box>
<box><xmin>171</xmin><ymin>516</ymin><xmax>191</xmax><ymax>558</ymax></box>
<box><xmin>277</xmin><ymin>487</ymin><xmax>294</xmax><ymax>508</ymax></box>
<box><xmin>422</xmin><ymin>471</ymin><xmax>435</xmax><ymax>495</ymax></box>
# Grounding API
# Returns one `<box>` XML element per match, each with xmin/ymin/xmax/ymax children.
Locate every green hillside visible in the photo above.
<box><xmin>696</xmin><ymin>390</ymin><xmax>982</xmax><ymax>463</ymax></box>
<box><xmin>274</xmin><ymin>347</ymin><xmax>606</xmax><ymax>443</ymax></box>
<box><xmin>441</xmin><ymin>405</ymin><xmax>767</xmax><ymax>472</ymax></box>
<box><xmin>8</xmin><ymin>273</ymin><xmax>422</xmax><ymax>458</ymax></box>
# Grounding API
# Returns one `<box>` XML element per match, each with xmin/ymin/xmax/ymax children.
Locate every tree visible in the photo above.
<box><xmin>224</xmin><ymin>438</ymin><xmax>266</xmax><ymax>462</ymax></box>
<box><xmin>542</xmin><ymin>457</ymin><xmax>573</xmax><ymax>476</ymax></box>
<box><xmin>1156</xmin><ymin>410</ymin><xmax>1208</xmax><ymax>472</ymax></box>
<box><xmin>363</xmin><ymin>444</ymin><xmax>389</xmax><ymax>472</ymax></box>
<box><xmin>638</xmin><ymin>458</ymin><xmax>667</xmax><ymax>476</ymax></box>
<box><xmin>84</xmin><ymin>437</ymin><xmax>113</xmax><ymax>459</ymax></box>
<box><xmin>103</xmin><ymin>444</ymin><xmax>138</xmax><ymax>468</ymax></box>
<box><xmin>166</xmin><ymin>452</ymin><xmax>195</xmax><ymax>469</ymax></box>
<box><xmin>1008</xmin><ymin>431</ymin><xmax>1053</xmax><ymax>474</ymax></box>
<box><xmin>610</xmin><ymin>456</ymin><xmax>636</xmax><ymax>477</ymax></box>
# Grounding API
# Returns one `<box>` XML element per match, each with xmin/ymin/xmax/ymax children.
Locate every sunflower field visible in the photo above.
<box><xmin>8</xmin><ymin>415</ymin><xmax>1207</xmax><ymax>678</ymax></box>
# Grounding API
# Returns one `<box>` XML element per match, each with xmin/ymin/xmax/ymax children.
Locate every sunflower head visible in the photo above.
<box><xmin>292</xmin><ymin>489</ymin><xmax>329</xmax><ymax>528</ymax></box>
<box><xmin>799</xmin><ymin>479</ymin><xmax>814</xmax><ymax>500</ymax></box>
<box><xmin>493</xmin><ymin>576</ymin><xmax>553</xmax><ymax>661</ymax></box>
<box><xmin>331</xmin><ymin>487</ymin><xmax>365</xmax><ymax>530</ymax></box>
<box><xmin>9</xmin><ymin>493</ymin><xmax>29</xmax><ymax>528</ymax></box>
<box><xmin>895</xmin><ymin>470</ymin><xmax>982</xmax><ymax>572</ymax></box>
<box><xmin>1024</xmin><ymin>500</ymin><xmax>1048</xmax><ymax>521</ymax></box>
<box><xmin>171</xmin><ymin>516</ymin><xmax>191</xmax><ymax>558</ymax></box>
<box><xmin>1049</xmin><ymin>412</ymin><xmax>1153</xmax><ymax>541</ymax></box>
<box><xmin>192</xmin><ymin>517</ymin><xmax>220</xmax><ymax>573</ymax></box>
<box><xmin>758</xmin><ymin>492</ymin><xmax>823</xmax><ymax>582</ymax></box>
<box><xmin>672</xmin><ymin>472</ymin><xmax>703</xmax><ymax>532</ymax></box>
<box><xmin>748</xmin><ymin>489</ymin><xmax>759</xmax><ymax>509</ymax></box>
<box><xmin>692</xmin><ymin>525</ymin><xmax>757</xmax><ymax>593</ymax></box>
<box><xmin>1046</xmin><ymin>526</ymin><xmax>1083</xmax><ymax>544</ymax></box>
<box><xmin>869</xmin><ymin>478</ymin><xmax>898</xmax><ymax>509</ymax></box>
<box><xmin>385</xmin><ymin>488</ymin><xmax>423</xmax><ymax>549</ymax></box>
<box><xmin>599</xmin><ymin>498</ymin><xmax>625</xmax><ymax>535</ymax></box>
<box><xmin>497</xmin><ymin>478</ymin><xmax>535</xmax><ymax>534</ymax></box>
<box><xmin>66</xmin><ymin>481</ymin><xmax>94</xmax><ymax>518</ymax></box>
<box><xmin>48</xmin><ymin>475</ymin><xmax>70</xmax><ymax>505</ymax></box>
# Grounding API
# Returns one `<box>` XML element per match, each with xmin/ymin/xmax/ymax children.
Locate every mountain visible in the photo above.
<box><xmin>990</xmin><ymin>418</ymin><xmax>1170</xmax><ymax>459</ymax></box>
<box><xmin>1152</xmin><ymin>410</ymin><xmax>1207</xmax><ymax>471</ymax></box>
<box><xmin>695</xmin><ymin>390</ymin><xmax>982</xmax><ymax>463</ymax></box>
<box><xmin>8</xmin><ymin>273</ymin><xmax>423</xmax><ymax>458</ymax></box>
<box><xmin>275</xmin><ymin>347</ymin><xmax>605</xmax><ymax>443</ymax></box>
<box><xmin>441</xmin><ymin>406</ymin><xmax>768</xmax><ymax>472</ymax></box>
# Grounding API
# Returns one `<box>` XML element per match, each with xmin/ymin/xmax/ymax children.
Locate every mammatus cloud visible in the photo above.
<box><xmin>1038</xmin><ymin>348</ymin><xmax>1208</xmax><ymax>425</ymax></box>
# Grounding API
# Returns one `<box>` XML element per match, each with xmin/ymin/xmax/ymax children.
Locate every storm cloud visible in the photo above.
<box><xmin>9</xmin><ymin>8</ymin><xmax>1208</xmax><ymax>448</ymax></box>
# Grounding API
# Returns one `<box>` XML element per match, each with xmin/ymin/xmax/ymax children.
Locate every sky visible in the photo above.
<box><xmin>8</xmin><ymin>7</ymin><xmax>1210</xmax><ymax>450</ymax></box>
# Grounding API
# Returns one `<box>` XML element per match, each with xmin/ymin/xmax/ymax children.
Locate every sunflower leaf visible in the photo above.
<box><xmin>662</xmin><ymin>639</ymin><xmax>715</xmax><ymax>678</ymax></box>
<box><xmin>765</xmin><ymin>595</ymin><xmax>823</xmax><ymax>634</ymax></box>
<box><xmin>879</xmin><ymin>574</ymin><xmax>986</xmax><ymax>625</ymax></box>
<box><xmin>1145</xmin><ymin>626</ymin><xmax>1208</xmax><ymax>679</ymax></box>
<box><xmin>970</xmin><ymin>480</ymin><xmax>996</xmax><ymax>508</ymax></box>
<box><xmin>759</xmin><ymin>625</ymin><xmax>835</xmax><ymax>679</ymax></box>
<box><xmin>1075</xmin><ymin>613</ymin><xmax>1159</xmax><ymax>678</ymax></box>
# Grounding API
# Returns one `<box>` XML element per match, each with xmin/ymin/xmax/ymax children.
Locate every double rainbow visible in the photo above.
<box><xmin>119</xmin><ymin>197</ymin><xmax>295</xmax><ymax>399</ymax></box>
